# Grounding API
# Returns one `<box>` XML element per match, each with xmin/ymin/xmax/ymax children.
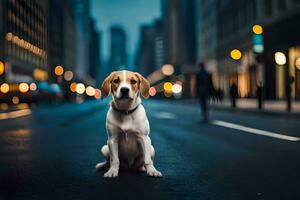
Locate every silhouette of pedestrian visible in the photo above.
<box><xmin>196</xmin><ymin>63</ymin><xmax>213</xmax><ymax>123</ymax></box>
<box><xmin>230</xmin><ymin>82</ymin><xmax>238</xmax><ymax>108</ymax></box>
<box><xmin>286</xmin><ymin>76</ymin><xmax>294</xmax><ymax>112</ymax></box>
<box><xmin>257</xmin><ymin>81</ymin><xmax>263</xmax><ymax>109</ymax></box>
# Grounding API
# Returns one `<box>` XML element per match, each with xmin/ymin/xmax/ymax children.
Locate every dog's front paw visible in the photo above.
<box><xmin>146</xmin><ymin>166</ymin><xmax>162</xmax><ymax>177</ymax></box>
<box><xmin>104</xmin><ymin>168</ymin><xmax>119</xmax><ymax>178</ymax></box>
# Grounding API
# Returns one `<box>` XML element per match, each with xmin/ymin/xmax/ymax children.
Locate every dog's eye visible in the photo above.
<box><xmin>130</xmin><ymin>80</ymin><xmax>137</xmax><ymax>84</ymax></box>
<box><xmin>113</xmin><ymin>79</ymin><xmax>120</xmax><ymax>84</ymax></box>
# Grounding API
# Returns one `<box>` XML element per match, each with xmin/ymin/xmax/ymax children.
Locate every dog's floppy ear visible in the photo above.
<box><xmin>101</xmin><ymin>72</ymin><xmax>116</xmax><ymax>97</ymax></box>
<box><xmin>135</xmin><ymin>72</ymin><xmax>150</xmax><ymax>99</ymax></box>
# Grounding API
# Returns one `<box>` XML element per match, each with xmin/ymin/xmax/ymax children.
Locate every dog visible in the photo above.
<box><xmin>95</xmin><ymin>70</ymin><xmax>162</xmax><ymax>178</ymax></box>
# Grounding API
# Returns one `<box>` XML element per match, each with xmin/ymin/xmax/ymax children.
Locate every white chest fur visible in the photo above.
<box><xmin>106</xmin><ymin>104</ymin><xmax>150</xmax><ymax>137</ymax></box>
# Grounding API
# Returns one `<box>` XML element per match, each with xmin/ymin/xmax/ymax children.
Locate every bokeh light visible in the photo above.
<box><xmin>12</xmin><ymin>96</ymin><xmax>20</xmax><ymax>105</ymax></box>
<box><xmin>172</xmin><ymin>84</ymin><xmax>182</xmax><ymax>94</ymax></box>
<box><xmin>19</xmin><ymin>83</ymin><xmax>29</xmax><ymax>93</ymax></box>
<box><xmin>0</xmin><ymin>61</ymin><xmax>4</xmax><ymax>75</ymax></box>
<box><xmin>164</xmin><ymin>82</ymin><xmax>173</xmax><ymax>92</ymax></box>
<box><xmin>164</xmin><ymin>91</ymin><xmax>172</xmax><ymax>98</ymax></box>
<box><xmin>94</xmin><ymin>89</ymin><xmax>102</xmax><ymax>99</ymax></box>
<box><xmin>230</xmin><ymin>49</ymin><xmax>242</xmax><ymax>60</ymax></box>
<box><xmin>149</xmin><ymin>87</ymin><xmax>157</xmax><ymax>96</ymax></box>
<box><xmin>275</xmin><ymin>52</ymin><xmax>286</xmax><ymax>65</ymax></box>
<box><xmin>0</xmin><ymin>103</ymin><xmax>8</xmax><ymax>111</ymax></box>
<box><xmin>161</xmin><ymin>64</ymin><xmax>175</xmax><ymax>76</ymax></box>
<box><xmin>30</xmin><ymin>83</ymin><xmax>37</xmax><ymax>91</ymax></box>
<box><xmin>86</xmin><ymin>86</ymin><xmax>95</xmax><ymax>96</ymax></box>
<box><xmin>64</xmin><ymin>70</ymin><xmax>73</xmax><ymax>81</ymax></box>
<box><xmin>76</xmin><ymin>83</ymin><xmax>85</xmax><ymax>94</ymax></box>
<box><xmin>0</xmin><ymin>83</ymin><xmax>9</xmax><ymax>93</ymax></box>
<box><xmin>70</xmin><ymin>82</ymin><xmax>77</xmax><ymax>92</ymax></box>
<box><xmin>252</xmin><ymin>25</ymin><xmax>263</xmax><ymax>34</ymax></box>
<box><xmin>54</xmin><ymin>65</ymin><xmax>64</xmax><ymax>76</ymax></box>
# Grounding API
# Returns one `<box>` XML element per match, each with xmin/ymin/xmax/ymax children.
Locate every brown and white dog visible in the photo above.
<box><xmin>96</xmin><ymin>70</ymin><xmax>162</xmax><ymax>178</ymax></box>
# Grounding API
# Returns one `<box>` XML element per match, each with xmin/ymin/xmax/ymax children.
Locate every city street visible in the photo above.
<box><xmin>1</xmin><ymin>100</ymin><xmax>300</xmax><ymax>200</ymax></box>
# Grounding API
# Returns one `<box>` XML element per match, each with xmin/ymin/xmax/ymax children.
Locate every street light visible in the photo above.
<box><xmin>274</xmin><ymin>52</ymin><xmax>292</xmax><ymax>111</ymax></box>
<box><xmin>230</xmin><ymin>49</ymin><xmax>242</xmax><ymax>60</ymax></box>
<box><xmin>274</xmin><ymin>52</ymin><xmax>286</xmax><ymax>65</ymax></box>
<box><xmin>252</xmin><ymin>25</ymin><xmax>263</xmax><ymax>35</ymax></box>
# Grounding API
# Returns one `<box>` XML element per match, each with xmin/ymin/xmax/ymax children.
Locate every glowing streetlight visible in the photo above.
<box><xmin>274</xmin><ymin>52</ymin><xmax>286</xmax><ymax>65</ymax></box>
<box><xmin>252</xmin><ymin>25</ymin><xmax>263</xmax><ymax>35</ymax></box>
<box><xmin>230</xmin><ymin>49</ymin><xmax>242</xmax><ymax>60</ymax></box>
<box><xmin>161</xmin><ymin>64</ymin><xmax>175</xmax><ymax>76</ymax></box>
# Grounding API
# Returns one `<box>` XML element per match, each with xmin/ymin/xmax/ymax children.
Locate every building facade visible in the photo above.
<box><xmin>135</xmin><ymin>19</ymin><xmax>164</xmax><ymax>76</ymax></box>
<box><xmin>48</xmin><ymin>0</ymin><xmax>76</xmax><ymax>82</ymax></box>
<box><xmin>109</xmin><ymin>26</ymin><xmax>127</xmax><ymax>71</ymax></box>
<box><xmin>0</xmin><ymin>0</ymin><xmax>48</xmax><ymax>84</ymax></box>
<box><xmin>72</xmin><ymin>0</ymin><xmax>91</xmax><ymax>82</ymax></box>
<box><xmin>199</xmin><ymin>0</ymin><xmax>300</xmax><ymax>100</ymax></box>
<box><xmin>161</xmin><ymin>0</ymin><xmax>197</xmax><ymax>98</ymax></box>
<box><xmin>88</xmin><ymin>18</ymin><xmax>101</xmax><ymax>85</ymax></box>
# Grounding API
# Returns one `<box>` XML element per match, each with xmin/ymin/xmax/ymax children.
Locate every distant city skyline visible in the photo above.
<box><xmin>91</xmin><ymin>0</ymin><xmax>161</xmax><ymax>67</ymax></box>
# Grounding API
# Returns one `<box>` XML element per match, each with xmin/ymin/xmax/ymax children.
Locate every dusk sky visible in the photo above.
<box><xmin>91</xmin><ymin>0</ymin><xmax>161</xmax><ymax>66</ymax></box>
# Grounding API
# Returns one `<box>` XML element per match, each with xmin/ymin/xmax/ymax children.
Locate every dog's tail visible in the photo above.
<box><xmin>95</xmin><ymin>161</ymin><xmax>107</xmax><ymax>171</ymax></box>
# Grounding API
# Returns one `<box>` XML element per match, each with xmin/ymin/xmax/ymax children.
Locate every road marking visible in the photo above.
<box><xmin>153</xmin><ymin>112</ymin><xmax>177</xmax><ymax>119</ymax></box>
<box><xmin>0</xmin><ymin>109</ymin><xmax>32</xmax><ymax>121</ymax></box>
<box><xmin>211</xmin><ymin>120</ymin><xmax>300</xmax><ymax>142</ymax></box>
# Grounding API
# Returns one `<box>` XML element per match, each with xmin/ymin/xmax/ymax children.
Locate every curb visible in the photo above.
<box><xmin>211</xmin><ymin>105</ymin><xmax>300</xmax><ymax>118</ymax></box>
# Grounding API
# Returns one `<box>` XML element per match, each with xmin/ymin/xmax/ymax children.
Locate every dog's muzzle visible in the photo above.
<box><xmin>120</xmin><ymin>87</ymin><xmax>130</xmax><ymax>99</ymax></box>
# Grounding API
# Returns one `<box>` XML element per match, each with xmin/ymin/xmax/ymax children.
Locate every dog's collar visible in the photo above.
<box><xmin>111</xmin><ymin>103</ymin><xmax>140</xmax><ymax>115</ymax></box>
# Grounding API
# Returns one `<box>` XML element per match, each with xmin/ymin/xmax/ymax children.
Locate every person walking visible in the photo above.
<box><xmin>196</xmin><ymin>63</ymin><xmax>214</xmax><ymax>123</ymax></box>
<box><xmin>230</xmin><ymin>82</ymin><xmax>238</xmax><ymax>108</ymax></box>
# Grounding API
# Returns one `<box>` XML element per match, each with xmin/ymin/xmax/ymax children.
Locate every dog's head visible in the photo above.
<box><xmin>101</xmin><ymin>70</ymin><xmax>150</xmax><ymax>101</ymax></box>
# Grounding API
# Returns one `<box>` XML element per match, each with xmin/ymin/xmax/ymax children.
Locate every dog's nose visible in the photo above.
<box><xmin>120</xmin><ymin>87</ymin><xmax>129</xmax><ymax>94</ymax></box>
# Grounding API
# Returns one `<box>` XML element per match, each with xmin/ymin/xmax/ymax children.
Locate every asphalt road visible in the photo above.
<box><xmin>0</xmin><ymin>100</ymin><xmax>300</xmax><ymax>200</ymax></box>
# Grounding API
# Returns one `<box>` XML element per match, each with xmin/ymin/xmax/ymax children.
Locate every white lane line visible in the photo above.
<box><xmin>211</xmin><ymin>120</ymin><xmax>300</xmax><ymax>142</ymax></box>
<box><xmin>0</xmin><ymin>109</ymin><xmax>32</xmax><ymax>121</ymax></box>
<box><xmin>153</xmin><ymin>112</ymin><xmax>177</xmax><ymax>119</ymax></box>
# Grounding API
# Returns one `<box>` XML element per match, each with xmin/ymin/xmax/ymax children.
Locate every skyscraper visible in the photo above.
<box><xmin>0</xmin><ymin>0</ymin><xmax>48</xmax><ymax>84</ymax></box>
<box><xmin>109</xmin><ymin>26</ymin><xmax>127</xmax><ymax>71</ymax></box>
<box><xmin>88</xmin><ymin>18</ymin><xmax>101</xmax><ymax>85</ymax></box>
<box><xmin>48</xmin><ymin>0</ymin><xmax>76</xmax><ymax>82</ymax></box>
<box><xmin>72</xmin><ymin>0</ymin><xmax>91</xmax><ymax>81</ymax></box>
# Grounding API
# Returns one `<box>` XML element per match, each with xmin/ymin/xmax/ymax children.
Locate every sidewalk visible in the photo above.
<box><xmin>182</xmin><ymin>98</ymin><xmax>300</xmax><ymax>117</ymax></box>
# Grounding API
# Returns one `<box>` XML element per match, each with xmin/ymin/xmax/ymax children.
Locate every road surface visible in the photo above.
<box><xmin>0</xmin><ymin>100</ymin><xmax>300</xmax><ymax>200</ymax></box>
